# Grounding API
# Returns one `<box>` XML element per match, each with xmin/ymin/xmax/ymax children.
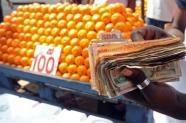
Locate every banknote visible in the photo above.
<box><xmin>88</xmin><ymin>37</ymin><xmax>186</xmax><ymax>97</ymax></box>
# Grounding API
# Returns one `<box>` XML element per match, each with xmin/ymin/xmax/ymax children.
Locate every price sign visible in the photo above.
<box><xmin>30</xmin><ymin>45</ymin><xmax>61</xmax><ymax>76</ymax></box>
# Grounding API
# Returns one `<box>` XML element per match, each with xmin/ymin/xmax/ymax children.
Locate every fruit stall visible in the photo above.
<box><xmin>0</xmin><ymin>2</ymin><xmax>151</xmax><ymax>123</ymax></box>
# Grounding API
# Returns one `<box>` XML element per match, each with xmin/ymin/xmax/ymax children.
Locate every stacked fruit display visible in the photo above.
<box><xmin>0</xmin><ymin>3</ymin><xmax>144</xmax><ymax>83</ymax></box>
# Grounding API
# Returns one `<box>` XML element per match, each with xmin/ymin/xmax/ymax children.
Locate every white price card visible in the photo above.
<box><xmin>30</xmin><ymin>45</ymin><xmax>61</xmax><ymax>76</ymax></box>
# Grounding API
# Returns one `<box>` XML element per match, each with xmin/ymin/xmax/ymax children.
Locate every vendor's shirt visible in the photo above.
<box><xmin>147</xmin><ymin>0</ymin><xmax>176</xmax><ymax>22</ymax></box>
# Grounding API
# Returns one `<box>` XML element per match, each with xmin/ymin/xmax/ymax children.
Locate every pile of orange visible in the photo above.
<box><xmin>0</xmin><ymin>3</ymin><xmax>144</xmax><ymax>83</ymax></box>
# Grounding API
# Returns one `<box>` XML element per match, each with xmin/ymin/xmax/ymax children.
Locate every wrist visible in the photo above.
<box><xmin>136</xmin><ymin>79</ymin><xmax>151</xmax><ymax>90</ymax></box>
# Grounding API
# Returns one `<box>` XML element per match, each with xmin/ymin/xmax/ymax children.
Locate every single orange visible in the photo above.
<box><xmin>58</xmin><ymin>62</ymin><xmax>68</xmax><ymax>73</ymax></box>
<box><xmin>63</xmin><ymin>45</ymin><xmax>72</xmax><ymax>54</ymax></box>
<box><xmin>65</xmin><ymin>54</ymin><xmax>75</xmax><ymax>64</ymax></box>
<box><xmin>70</xmin><ymin>38</ymin><xmax>79</xmax><ymax>46</ymax></box>
<box><xmin>51</xmin><ymin>27</ymin><xmax>60</xmax><ymax>36</ymax></box>
<box><xmin>95</xmin><ymin>21</ymin><xmax>105</xmax><ymax>31</ymax></box>
<box><xmin>79</xmin><ymin>75</ymin><xmax>89</xmax><ymax>82</ymax></box>
<box><xmin>111</xmin><ymin>13</ymin><xmax>126</xmax><ymax>24</ymax></box>
<box><xmin>73</xmin><ymin>13</ymin><xmax>82</xmax><ymax>22</ymax></box>
<box><xmin>75</xmin><ymin>56</ymin><xmax>84</xmax><ymax>66</ymax></box>
<box><xmin>57</xmin><ymin>20</ymin><xmax>66</xmax><ymax>28</ymax></box>
<box><xmin>77</xmin><ymin>65</ymin><xmax>87</xmax><ymax>75</ymax></box>
<box><xmin>84</xmin><ymin>57</ymin><xmax>89</xmax><ymax>68</ymax></box>
<box><xmin>67</xmin><ymin>64</ymin><xmax>77</xmax><ymax>74</ymax></box>
<box><xmin>67</xmin><ymin>20</ymin><xmax>76</xmax><ymax>29</ymax></box>
<box><xmin>82</xmin><ymin>15</ymin><xmax>91</xmax><ymax>22</ymax></box>
<box><xmin>61</xmin><ymin>36</ymin><xmax>70</xmax><ymax>45</ymax></box>
<box><xmin>70</xmin><ymin>73</ymin><xmax>80</xmax><ymax>80</ymax></box>
<box><xmin>87</xmin><ymin>31</ymin><xmax>97</xmax><ymax>40</ymax></box>
<box><xmin>84</xmin><ymin>21</ymin><xmax>95</xmax><ymax>30</ymax></box>
<box><xmin>59</xmin><ymin>28</ymin><xmax>68</xmax><ymax>37</ymax></box>
<box><xmin>71</xmin><ymin>46</ymin><xmax>82</xmax><ymax>56</ymax></box>
<box><xmin>82</xmin><ymin>48</ymin><xmax>89</xmax><ymax>57</ymax></box>
<box><xmin>79</xmin><ymin>39</ymin><xmax>90</xmax><ymax>49</ymax></box>
<box><xmin>53</xmin><ymin>36</ymin><xmax>61</xmax><ymax>44</ymax></box>
<box><xmin>26</xmin><ymin>49</ymin><xmax>34</xmax><ymax>57</ymax></box>
<box><xmin>105</xmin><ymin>23</ymin><xmax>114</xmax><ymax>32</ymax></box>
<box><xmin>101</xmin><ymin>12</ymin><xmax>111</xmax><ymax>24</ymax></box>
<box><xmin>76</xmin><ymin>22</ymin><xmax>84</xmax><ymax>30</ymax></box>
<box><xmin>62</xmin><ymin>73</ymin><xmax>71</xmax><ymax>79</ymax></box>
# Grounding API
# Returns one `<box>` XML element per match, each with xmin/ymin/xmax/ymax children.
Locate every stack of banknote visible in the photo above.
<box><xmin>88</xmin><ymin>37</ymin><xmax>186</xmax><ymax>97</ymax></box>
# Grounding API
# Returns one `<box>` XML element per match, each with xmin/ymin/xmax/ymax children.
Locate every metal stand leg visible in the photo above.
<box><xmin>38</xmin><ymin>84</ymin><xmax>56</xmax><ymax>102</ymax></box>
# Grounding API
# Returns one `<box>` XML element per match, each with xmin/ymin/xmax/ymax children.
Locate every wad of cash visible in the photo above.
<box><xmin>88</xmin><ymin>37</ymin><xmax>186</xmax><ymax>98</ymax></box>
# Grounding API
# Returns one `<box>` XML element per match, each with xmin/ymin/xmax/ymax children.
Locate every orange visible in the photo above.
<box><xmin>26</xmin><ymin>41</ymin><xmax>34</xmax><ymax>49</ymax></box>
<box><xmin>44</xmin><ymin>28</ymin><xmax>51</xmax><ymax>35</ymax></box>
<box><xmin>14</xmin><ymin>55</ymin><xmax>21</xmax><ymax>65</ymax></box>
<box><xmin>23</xmin><ymin>25</ymin><xmax>31</xmax><ymax>33</ymax></box>
<box><xmin>19</xmin><ymin>48</ymin><xmax>27</xmax><ymax>56</ymax></box>
<box><xmin>23</xmin><ymin>12</ymin><xmax>30</xmax><ymax>19</ymax></box>
<box><xmin>43</xmin><ymin>13</ymin><xmax>50</xmax><ymax>21</ymax></box>
<box><xmin>20</xmin><ymin>57</ymin><xmax>29</xmax><ymax>66</ymax></box>
<box><xmin>101</xmin><ymin>12</ymin><xmax>111</xmax><ymax>24</ymax></box>
<box><xmin>2</xmin><ymin>53</ymin><xmax>8</xmax><ymax>62</ymax></box>
<box><xmin>82</xmin><ymin>48</ymin><xmax>89</xmax><ymax>57</ymax></box>
<box><xmin>7</xmin><ymin>54</ymin><xmax>15</xmax><ymax>64</ymax></box>
<box><xmin>76</xmin><ymin>22</ymin><xmax>84</xmax><ymax>30</ymax></box>
<box><xmin>63</xmin><ymin>45</ymin><xmax>72</xmax><ymax>54</ymax></box>
<box><xmin>95</xmin><ymin>21</ymin><xmax>105</xmax><ymax>31</ymax></box>
<box><xmin>57</xmin><ymin>20</ymin><xmax>66</xmax><ymax>28</ymax></box>
<box><xmin>37</xmin><ymin>27</ymin><xmax>45</xmax><ymax>35</ymax></box>
<box><xmin>71</xmin><ymin>46</ymin><xmax>82</xmax><ymax>56</ymax></box>
<box><xmin>87</xmin><ymin>31</ymin><xmax>97</xmax><ymax>40</ymax></box>
<box><xmin>67</xmin><ymin>21</ymin><xmax>76</xmax><ymax>29</ymax></box>
<box><xmin>0</xmin><ymin>37</ymin><xmax>6</xmax><ymax>44</ymax></box>
<box><xmin>31</xmin><ymin>34</ymin><xmax>40</xmax><ymax>42</ymax></box>
<box><xmin>51</xmin><ymin>27</ymin><xmax>60</xmax><ymax>36</ymax></box>
<box><xmin>78</xmin><ymin>29</ymin><xmax>87</xmax><ymax>39</ymax></box>
<box><xmin>73</xmin><ymin>13</ymin><xmax>82</xmax><ymax>22</ymax></box>
<box><xmin>66</xmin><ymin>14</ymin><xmax>74</xmax><ymax>21</ymax></box>
<box><xmin>91</xmin><ymin>14</ymin><xmax>101</xmax><ymax>22</ymax></box>
<box><xmin>70</xmin><ymin>73</ymin><xmax>80</xmax><ymax>80</ymax></box>
<box><xmin>79</xmin><ymin>75</ymin><xmax>89</xmax><ymax>82</ymax></box>
<box><xmin>19</xmin><ymin>41</ymin><xmax>26</xmax><ymax>48</ymax></box>
<box><xmin>62</xmin><ymin>73</ymin><xmax>71</xmax><ymax>79</ymax></box>
<box><xmin>84</xmin><ymin>21</ymin><xmax>95</xmax><ymax>30</ymax></box>
<box><xmin>29</xmin><ymin>13</ymin><xmax>35</xmax><ymax>19</ymax></box>
<box><xmin>70</xmin><ymin>38</ymin><xmax>79</xmax><ymax>46</ymax></box>
<box><xmin>79</xmin><ymin>39</ymin><xmax>89</xmax><ymax>48</ymax></box>
<box><xmin>49</xmin><ymin>13</ymin><xmax>56</xmax><ymax>20</ymax></box>
<box><xmin>30</xmin><ymin>27</ymin><xmax>38</xmax><ymax>34</ymax></box>
<box><xmin>59</xmin><ymin>54</ymin><xmax>66</xmax><ymax>62</ymax></box>
<box><xmin>29</xmin><ymin>19</ymin><xmax>36</xmax><ymax>26</ymax></box>
<box><xmin>59</xmin><ymin>28</ymin><xmax>68</xmax><ymax>37</ymax></box>
<box><xmin>57</xmin><ymin>13</ymin><xmax>66</xmax><ymax>20</ymax></box>
<box><xmin>50</xmin><ymin>20</ymin><xmax>58</xmax><ymax>27</ymax></box>
<box><xmin>111</xmin><ymin>13</ymin><xmax>126</xmax><ymax>24</ymax></box>
<box><xmin>65</xmin><ymin>54</ymin><xmax>75</xmax><ymax>64</ymax></box>
<box><xmin>114</xmin><ymin>22</ymin><xmax>129</xmax><ymax>32</ymax></box>
<box><xmin>7</xmin><ymin>47</ymin><xmax>14</xmax><ymax>53</ymax></box>
<box><xmin>46</xmin><ymin>36</ymin><xmax>54</xmax><ymax>44</ymax></box>
<box><xmin>13</xmin><ymin>47</ymin><xmax>20</xmax><ymax>55</ymax></box>
<box><xmin>67</xmin><ymin>64</ymin><xmax>77</xmax><ymax>74</ymax></box>
<box><xmin>39</xmin><ymin>35</ymin><xmax>46</xmax><ymax>43</ymax></box>
<box><xmin>44</xmin><ymin>21</ymin><xmax>51</xmax><ymax>28</ymax></box>
<box><xmin>24</xmin><ymin>19</ymin><xmax>30</xmax><ymax>25</ymax></box>
<box><xmin>26</xmin><ymin>49</ymin><xmax>34</xmax><ymax>57</ymax></box>
<box><xmin>11</xmin><ymin>39</ymin><xmax>19</xmax><ymax>47</ymax></box>
<box><xmin>58</xmin><ymin>62</ymin><xmax>68</xmax><ymax>73</ymax></box>
<box><xmin>53</xmin><ymin>36</ymin><xmax>61</xmax><ymax>44</ymax></box>
<box><xmin>24</xmin><ymin>33</ymin><xmax>31</xmax><ymax>41</ymax></box>
<box><xmin>35</xmin><ymin>12</ymin><xmax>42</xmax><ymax>20</ymax></box>
<box><xmin>13</xmin><ymin>33</ymin><xmax>19</xmax><ymax>38</ymax></box>
<box><xmin>82</xmin><ymin>15</ymin><xmax>91</xmax><ymax>22</ymax></box>
<box><xmin>68</xmin><ymin>29</ymin><xmax>78</xmax><ymax>38</ymax></box>
<box><xmin>77</xmin><ymin>65</ymin><xmax>87</xmax><ymax>75</ymax></box>
<box><xmin>64</xmin><ymin>5</ymin><xmax>72</xmax><ymax>14</ymax></box>
<box><xmin>0</xmin><ymin>29</ymin><xmax>5</xmax><ymax>37</ymax></box>
<box><xmin>84</xmin><ymin>57</ymin><xmax>89</xmax><ymax>68</ymax></box>
<box><xmin>71</xmin><ymin>6</ymin><xmax>79</xmax><ymax>14</ymax></box>
<box><xmin>61</xmin><ymin>36</ymin><xmax>70</xmax><ymax>45</ymax></box>
<box><xmin>105</xmin><ymin>23</ymin><xmax>114</xmax><ymax>32</ymax></box>
<box><xmin>75</xmin><ymin>56</ymin><xmax>84</xmax><ymax>66</ymax></box>
<box><xmin>17</xmin><ymin>25</ymin><xmax>23</xmax><ymax>32</ymax></box>
<box><xmin>79</xmin><ymin>5</ymin><xmax>90</xmax><ymax>14</ymax></box>
<box><xmin>6</xmin><ymin>38</ymin><xmax>13</xmax><ymax>46</ymax></box>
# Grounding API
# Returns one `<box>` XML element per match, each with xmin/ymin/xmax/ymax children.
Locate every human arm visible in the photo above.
<box><xmin>122</xmin><ymin>24</ymin><xmax>186</xmax><ymax>119</ymax></box>
<box><xmin>122</xmin><ymin>68</ymin><xmax>186</xmax><ymax>120</ymax></box>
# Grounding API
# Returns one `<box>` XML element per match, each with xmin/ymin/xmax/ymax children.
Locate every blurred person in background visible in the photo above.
<box><xmin>0</xmin><ymin>0</ymin><xmax>13</xmax><ymax>22</ymax></box>
<box><xmin>146</xmin><ymin>0</ymin><xmax>176</xmax><ymax>29</ymax></box>
<box><xmin>122</xmin><ymin>0</ymin><xmax>186</xmax><ymax>122</ymax></box>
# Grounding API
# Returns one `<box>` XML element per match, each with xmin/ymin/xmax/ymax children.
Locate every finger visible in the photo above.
<box><xmin>131</xmin><ymin>30</ymin><xmax>145</xmax><ymax>41</ymax></box>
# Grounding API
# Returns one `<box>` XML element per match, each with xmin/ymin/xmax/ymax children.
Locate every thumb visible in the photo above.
<box><xmin>121</xmin><ymin>68</ymin><xmax>146</xmax><ymax>85</ymax></box>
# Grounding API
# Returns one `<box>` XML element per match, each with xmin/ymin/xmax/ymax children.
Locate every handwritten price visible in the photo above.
<box><xmin>30</xmin><ymin>45</ymin><xmax>61</xmax><ymax>76</ymax></box>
